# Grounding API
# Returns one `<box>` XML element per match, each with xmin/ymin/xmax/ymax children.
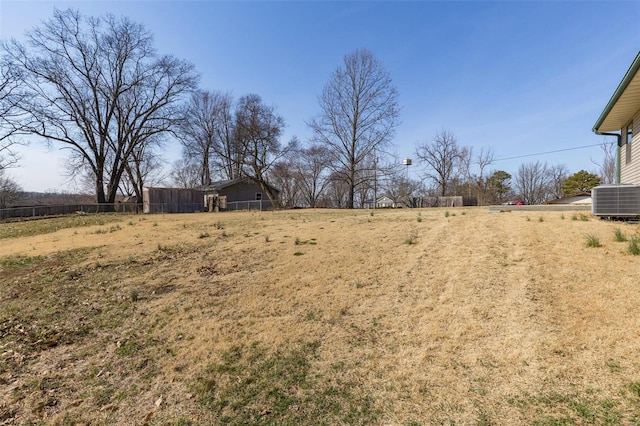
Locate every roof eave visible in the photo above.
<box><xmin>593</xmin><ymin>51</ymin><xmax>640</xmax><ymax>134</ymax></box>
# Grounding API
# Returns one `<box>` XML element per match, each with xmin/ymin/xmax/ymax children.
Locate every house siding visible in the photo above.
<box><xmin>620</xmin><ymin>110</ymin><xmax>640</xmax><ymax>184</ymax></box>
<box><xmin>204</xmin><ymin>178</ymin><xmax>280</xmax><ymax>210</ymax></box>
<box><xmin>218</xmin><ymin>182</ymin><xmax>265</xmax><ymax>203</ymax></box>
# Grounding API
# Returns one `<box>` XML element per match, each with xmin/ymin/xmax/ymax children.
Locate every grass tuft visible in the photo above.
<box><xmin>628</xmin><ymin>238</ymin><xmax>640</xmax><ymax>256</ymax></box>
<box><xmin>585</xmin><ymin>234</ymin><xmax>601</xmax><ymax>248</ymax></box>
<box><xmin>614</xmin><ymin>228</ymin><xmax>628</xmax><ymax>242</ymax></box>
<box><xmin>405</xmin><ymin>227</ymin><xmax>418</xmax><ymax>245</ymax></box>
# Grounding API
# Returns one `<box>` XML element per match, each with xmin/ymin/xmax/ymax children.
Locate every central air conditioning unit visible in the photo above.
<box><xmin>591</xmin><ymin>184</ymin><xmax>640</xmax><ymax>218</ymax></box>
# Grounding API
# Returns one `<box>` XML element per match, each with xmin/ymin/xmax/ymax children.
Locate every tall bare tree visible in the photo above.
<box><xmin>234</xmin><ymin>94</ymin><xmax>291</xmax><ymax>205</ymax></box>
<box><xmin>308</xmin><ymin>48</ymin><xmax>400</xmax><ymax>209</ymax></box>
<box><xmin>214</xmin><ymin>94</ymin><xmax>241</xmax><ymax>180</ymax></box>
<box><xmin>415</xmin><ymin>129</ymin><xmax>462</xmax><ymax>196</ymax></box>
<box><xmin>177</xmin><ymin>90</ymin><xmax>238</xmax><ymax>185</ymax></box>
<box><xmin>2</xmin><ymin>9</ymin><xmax>197</xmax><ymax>204</ymax></box>
<box><xmin>0</xmin><ymin>58</ymin><xmax>29</xmax><ymax>170</ymax></box>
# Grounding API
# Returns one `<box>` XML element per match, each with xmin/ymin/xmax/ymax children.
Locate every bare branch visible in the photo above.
<box><xmin>2</xmin><ymin>8</ymin><xmax>197</xmax><ymax>204</ymax></box>
<box><xmin>415</xmin><ymin>129</ymin><xmax>462</xmax><ymax>196</ymax></box>
<box><xmin>308</xmin><ymin>49</ymin><xmax>400</xmax><ymax>208</ymax></box>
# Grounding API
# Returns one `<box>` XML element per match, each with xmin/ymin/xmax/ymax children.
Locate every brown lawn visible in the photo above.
<box><xmin>1</xmin><ymin>208</ymin><xmax>640</xmax><ymax>425</ymax></box>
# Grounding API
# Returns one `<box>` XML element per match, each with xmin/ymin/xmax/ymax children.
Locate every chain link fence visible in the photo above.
<box><xmin>0</xmin><ymin>203</ymin><xmax>142</xmax><ymax>221</ymax></box>
<box><xmin>1</xmin><ymin>199</ymin><xmax>279</xmax><ymax>221</ymax></box>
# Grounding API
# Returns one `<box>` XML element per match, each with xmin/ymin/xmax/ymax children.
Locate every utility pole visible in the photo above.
<box><xmin>403</xmin><ymin>158</ymin><xmax>412</xmax><ymax>207</ymax></box>
<box><xmin>373</xmin><ymin>154</ymin><xmax>378</xmax><ymax>209</ymax></box>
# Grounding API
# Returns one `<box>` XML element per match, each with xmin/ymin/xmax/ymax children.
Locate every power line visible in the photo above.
<box><xmin>494</xmin><ymin>143</ymin><xmax>604</xmax><ymax>162</ymax></box>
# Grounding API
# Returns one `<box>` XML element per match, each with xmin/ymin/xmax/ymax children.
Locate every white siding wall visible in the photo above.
<box><xmin>620</xmin><ymin>110</ymin><xmax>640</xmax><ymax>184</ymax></box>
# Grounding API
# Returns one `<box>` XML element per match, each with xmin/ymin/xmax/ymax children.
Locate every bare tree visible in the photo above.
<box><xmin>475</xmin><ymin>147</ymin><xmax>495</xmax><ymax>205</ymax></box>
<box><xmin>514</xmin><ymin>161</ymin><xmax>551</xmax><ymax>205</ymax></box>
<box><xmin>121</xmin><ymin>141</ymin><xmax>166</xmax><ymax>199</ymax></box>
<box><xmin>325</xmin><ymin>171</ymin><xmax>350</xmax><ymax>208</ymax></box>
<box><xmin>177</xmin><ymin>90</ymin><xmax>237</xmax><ymax>185</ymax></box>
<box><xmin>2</xmin><ymin>9</ymin><xmax>197</xmax><ymax>205</ymax></box>
<box><xmin>547</xmin><ymin>163</ymin><xmax>569</xmax><ymax>200</ymax></box>
<box><xmin>415</xmin><ymin>129</ymin><xmax>462</xmax><ymax>196</ymax></box>
<box><xmin>234</xmin><ymin>94</ymin><xmax>291</xmax><ymax>205</ymax></box>
<box><xmin>0</xmin><ymin>58</ymin><xmax>29</xmax><ymax>170</ymax></box>
<box><xmin>0</xmin><ymin>169</ymin><xmax>22</xmax><ymax>208</ymax></box>
<box><xmin>591</xmin><ymin>139</ymin><xmax>616</xmax><ymax>184</ymax></box>
<box><xmin>451</xmin><ymin>146</ymin><xmax>473</xmax><ymax>196</ymax></box>
<box><xmin>384</xmin><ymin>167</ymin><xmax>422</xmax><ymax>207</ymax></box>
<box><xmin>295</xmin><ymin>144</ymin><xmax>332</xmax><ymax>208</ymax></box>
<box><xmin>269</xmin><ymin>160</ymin><xmax>301</xmax><ymax>208</ymax></box>
<box><xmin>214</xmin><ymin>94</ymin><xmax>241</xmax><ymax>180</ymax></box>
<box><xmin>171</xmin><ymin>157</ymin><xmax>201</xmax><ymax>188</ymax></box>
<box><xmin>308</xmin><ymin>48</ymin><xmax>400</xmax><ymax>209</ymax></box>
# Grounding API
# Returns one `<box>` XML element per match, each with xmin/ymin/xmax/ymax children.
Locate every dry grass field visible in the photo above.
<box><xmin>1</xmin><ymin>207</ymin><xmax>640</xmax><ymax>425</ymax></box>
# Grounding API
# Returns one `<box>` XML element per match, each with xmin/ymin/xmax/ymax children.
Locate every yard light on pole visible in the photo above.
<box><xmin>403</xmin><ymin>158</ymin><xmax>412</xmax><ymax>180</ymax></box>
<box><xmin>403</xmin><ymin>158</ymin><xmax>412</xmax><ymax>208</ymax></box>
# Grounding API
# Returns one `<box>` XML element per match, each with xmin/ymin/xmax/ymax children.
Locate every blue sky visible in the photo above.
<box><xmin>1</xmin><ymin>0</ymin><xmax>639</xmax><ymax>192</ymax></box>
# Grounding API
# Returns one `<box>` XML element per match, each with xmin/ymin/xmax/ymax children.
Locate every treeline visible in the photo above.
<box><xmin>0</xmin><ymin>9</ymin><xmax>614</xmax><ymax>209</ymax></box>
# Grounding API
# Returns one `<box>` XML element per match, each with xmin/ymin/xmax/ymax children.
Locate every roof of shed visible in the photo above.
<box><xmin>203</xmin><ymin>177</ymin><xmax>280</xmax><ymax>193</ymax></box>
<box><xmin>593</xmin><ymin>51</ymin><xmax>640</xmax><ymax>134</ymax></box>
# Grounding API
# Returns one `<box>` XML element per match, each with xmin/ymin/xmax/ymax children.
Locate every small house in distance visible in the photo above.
<box><xmin>363</xmin><ymin>196</ymin><xmax>397</xmax><ymax>209</ymax></box>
